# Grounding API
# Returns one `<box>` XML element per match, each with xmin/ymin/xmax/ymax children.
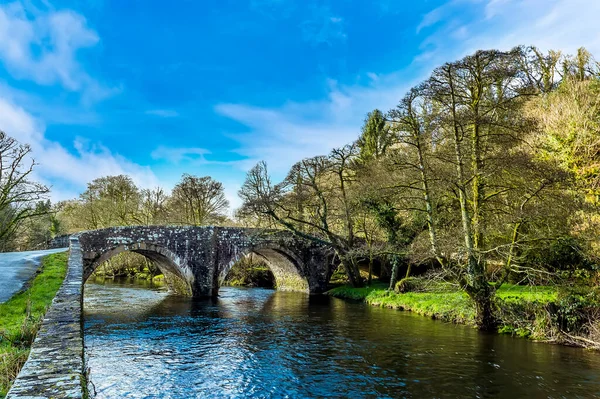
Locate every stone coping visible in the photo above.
<box><xmin>7</xmin><ymin>237</ymin><xmax>85</xmax><ymax>399</ymax></box>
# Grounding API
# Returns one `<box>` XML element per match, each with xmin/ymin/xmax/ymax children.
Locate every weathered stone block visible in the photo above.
<box><xmin>10</xmin><ymin>226</ymin><xmax>335</xmax><ymax>398</ymax></box>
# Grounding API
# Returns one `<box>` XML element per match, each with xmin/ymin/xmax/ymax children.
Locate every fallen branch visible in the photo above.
<box><xmin>561</xmin><ymin>331</ymin><xmax>600</xmax><ymax>349</ymax></box>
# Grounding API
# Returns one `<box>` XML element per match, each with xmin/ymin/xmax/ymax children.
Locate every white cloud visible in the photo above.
<box><xmin>145</xmin><ymin>109</ymin><xmax>180</xmax><ymax>118</ymax></box>
<box><xmin>217</xmin><ymin>0</ymin><xmax>600</xmax><ymax>185</ymax></box>
<box><xmin>0</xmin><ymin>97</ymin><xmax>159</xmax><ymax>201</ymax></box>
<box><xmin>2</xmin><ymin>0</ymin><xmax>598</xmax><ymax>212</ymax></box>
<box><xmin>0</xmin><ymin>80</ymin><xmax>100</xmax><ymax>126</ymax></box>
<box><xmin>419</xmin><ymin>0</ymin><xmax>600</xmax><ymax>63</ymax></box>
<box><xmin>215</xmin><ymin>75</ymin><xmax>414</xmax><ymax>175</ymax></box>
<box><xmin>151</xmin><ymin>146</ymin><xmax>211</xmax><ymax>163</ymax></box>
<box><xmin>0</xmin><ymin>2</ymin><xmax>114</xmax><ymax>102</ymax></box>
<box><xmin>222</xmin><ymin>181</ymin><xmax>243</xmax><ymax>213</ymax></box>
<box><xmin>416</xmin><ymin>0</ymin><xmax>468</xmax><ymax>33</ymax></box>
<box><xmin>0</xmin><ymin>2</ymin><xmax>153</xmax><ymax>201</ymax></box>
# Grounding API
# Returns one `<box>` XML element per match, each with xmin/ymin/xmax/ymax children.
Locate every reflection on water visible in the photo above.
<box><xmin>84</xmin><ymin>281</ymin><xmax>600</xmax><ymax>399</ymax></box>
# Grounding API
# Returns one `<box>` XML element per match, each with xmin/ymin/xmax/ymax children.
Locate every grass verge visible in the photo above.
<box><xmin>0</xmin><ymin>251</ymin><xmax>68</xmax><ymax>398</ymax></box>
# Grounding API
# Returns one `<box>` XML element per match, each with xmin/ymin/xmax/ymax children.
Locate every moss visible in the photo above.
<box><xmin>394</xmin><ymin>277</ymin><xmax>422</xmax><ymax>293</ymax></box>
<box><xmin>224</xmin><ymin>265</ymin><xmax>275</xmax><ymax>288</ymax></box>
<box><xmin>162</xmin><ymin>271</ymin><xmax>192</xmax><ymax>296</ymax></box>
<box><xmin>275</xmin><ymin>274</ymin><xmax>309</xmax><ymax>292</ymax></box>
<box><xmin>0</xmin><ymin>252</ymin><xmax>68</xmax><ymax>398</ymax></box>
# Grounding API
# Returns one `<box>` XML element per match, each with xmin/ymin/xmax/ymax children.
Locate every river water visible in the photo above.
<box><xmin>84</xmin><ymin>279</ymin><xmax>600</xmax><ymax>399</ymax></box>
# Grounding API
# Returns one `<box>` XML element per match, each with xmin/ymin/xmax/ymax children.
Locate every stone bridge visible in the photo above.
<box><xmin>79</xmin><ymin>226</ymin><xmax>334</xmax><ymax>296</ymax></box>
<box><xmin>7</xmin><ymin>226</ymin><xmax>336</xmax><ymax>398</ymax></box>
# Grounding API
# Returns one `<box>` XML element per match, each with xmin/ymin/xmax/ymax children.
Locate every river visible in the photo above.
<box><xmin>84</xmin><ymin>279</ymin><xmax>600</xmax><ymax>399</ymax></box>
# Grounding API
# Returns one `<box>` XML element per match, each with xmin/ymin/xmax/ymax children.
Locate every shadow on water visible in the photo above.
<box><xmin>84</xmin><ymin>280</ymin><xmax>600</xmax><ymax>399</ymax></box>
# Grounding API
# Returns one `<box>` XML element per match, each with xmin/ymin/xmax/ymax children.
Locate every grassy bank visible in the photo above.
<box><xmin>328</xmin><ymin>283</ymin><xmax>478</xmax><ymax>324</ymax></box>
<box><xmin>326</xmin><ymin>282</ymin><xmax>597</xmax><ymax>346</ymax></box>
<box><xmin>0</xmin><ymin>251</ymin><xmax>68</xmax><ymax>398</ymax></box>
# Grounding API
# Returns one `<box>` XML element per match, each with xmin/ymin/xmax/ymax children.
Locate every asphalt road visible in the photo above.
<box><xmin>0</xmin><ymin>247</ymin><xmax>68</xmax><ymax>303</ymax></box>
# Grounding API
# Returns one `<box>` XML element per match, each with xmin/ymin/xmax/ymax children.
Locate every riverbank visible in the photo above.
<box><xmin>84</xmin><ymin>281</ymin><xmax>600</xmax><ymax>397</ymax></box>
<box><xmin>327</xmin><ymin>282</ymin><xmax>600</xmax><ymax>348</ymax></box>
<box><xmin>0</xmin><ymin>252</ymin><xmax>68</xmax><ymax>398</ymax></box>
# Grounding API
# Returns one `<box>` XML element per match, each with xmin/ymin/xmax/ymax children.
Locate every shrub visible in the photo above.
<box><xmin>394</xmin><ymin>277</ymin><xmax>422</xmax><ymax>293</ymax></box>
<box><xmin>554</xmin><ymin>285</ymin><xmax>600</xmax><ymax>333</ymax></box>
<box><xmin>520</xmin><ymin>236</ymin><xmax>595</xmax><ymax>284</ymax></box>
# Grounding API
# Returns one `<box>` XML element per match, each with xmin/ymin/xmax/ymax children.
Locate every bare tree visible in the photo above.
<box><xmin>169</xmin><ymin>174</ymin><xmax>229</xmax><ymax>225</ymax></box>
<box><xmin>423</xmin><ymin>48</ymin><xmax>535</xmax><ymax>329</ymax></box>
<box><xmin>387</xmin><ymin>87</ymin><xmax>445</xmax><ymax>268</ymax></box>
<box><xmin>74</xmin><ymin>175</ymin><xmax>141</xmax><ymax>228</ymax></box>
<box><xmin>139</xmin><ymin>188</ymin><xmax>169</xmax><ymax>225</ymax></box>
<box><xmin>0</xmin><ymin>131</ymin><xmax>49</xmax><ymax>249</ymax></box>
<box><xmin>239</xmin><ymin>150</ymin><xmax>365</xmax><ymax>287</ymax></box>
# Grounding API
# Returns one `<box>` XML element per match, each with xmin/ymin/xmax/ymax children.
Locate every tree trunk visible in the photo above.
<box><xmin>446</xmin><ymin>64</ymin><xmax>496</xmax><ymax>330</ymax></box>
<box><xmin>501</xmin><ymin>221</ymin><xmax>522</xmax><ymax>284</ymax></box>
<box><xmin>367</xmin><ymin>249</ymin><xmax>373</xmax><ymax>285</ymax></box>
<box><xmin>340</xmin><ymin>256</ymin><xmax>364</xmax><ymax>288</ymax></box>
<box><xmin>411</xmin><ymin>116</ymin><xmax>445</xmax><ymax>267</ymax></box>
<box><xmin>388</xmin><ymin>255</ymin><xmax>400</xmax><ymax>290</ymax></box>
<box><xmin>404</xmin><ymin>262</ymin><xmax>412</xmax><ymax>279</ymax></box>
<box><xmin>467</xmin><ymin>281</ymin><xmax>498</xmax><ymax>331</ymax></box>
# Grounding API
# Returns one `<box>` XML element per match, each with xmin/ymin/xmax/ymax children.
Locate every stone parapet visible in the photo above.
<box><xmin>7</xmin><ymin>237</ymin><xmax>85</xmax><ymax>399</ymax></box>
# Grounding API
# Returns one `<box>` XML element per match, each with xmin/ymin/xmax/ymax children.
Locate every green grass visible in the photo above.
<box><xmin>0</xmin><ymin>251</ymin><xmax>68</xmax><ymax>398</ymax></box>
<box><xmin>496</xmin><ymin>284</ymin><xmax>557</xmax><ymax>303</ymax></box>
<box><xmin>328</xmin><ymin>283</ymin><xmax>477</xmax><ymax>324</ymax></box>
<box><xmin>327</xmin><ymin>281</ymin><xmax>559</xmax><ymax>328</ymax></box>
<box><xmin>330</xmin><ymin>282</ymin><xmax>600</xmax><ymax>347</ymax></box>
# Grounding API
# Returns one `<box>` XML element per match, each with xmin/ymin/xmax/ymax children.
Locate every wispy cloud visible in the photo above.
<box><xmin>0</xmin><ymin>97</ymin><xmax>159</xmax><ymax>201</ymax></box>
<box><xmin>151</xmin><ymin>146</ymin><xmax>211</xmax><ymax>163</ymax></box>
<box><xmin>0</xmin><ymin>2</ymin><xmax>115</xmax><ymax>103</ymax></box>
<box><xmin>416</xmin><ymin>0</ymin><xmax>474</xmax><ymax>34</ymax></box>
<box><xmin>0</xmin><ymin>1</ymin><xmax>154</xmax><ymax>201</ymax></box>
<box><xmin>217</xmin><ymin>0</ymin><xmax>600</xmax><ymax>185</ymax></box>
<box><xmin>215</xmin><ymin>75</ymin><xmax>413</xmax><ymax>176</ymax></box>
<box><xmin>250</xmin><ymin>0</ymin><xmax>346</xmax><ymax>46</ymax></box>
<box><xmin>417</xmin><ymin>0</ymin><xmax>600</xmax><ymax>64</ymax></box>
<box><xmin>145</xmin><ymin>109</ymin><xmax>180</xmax><ymax>118</ymax></box>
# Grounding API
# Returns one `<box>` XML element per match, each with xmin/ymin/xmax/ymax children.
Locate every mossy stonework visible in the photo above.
<box><xmin>7</xmin><ymin>227</ymin><xmax>335</xmax><ymax>398</ymax></box>
<box><xmin>7</xmin><ymin>238</ymin><xmax>85</xmax><ymax>399</ymax></box>
<box><xmin>78</xmin><ymin>226</ymin><xmax>334</xmax><ymax>296</ymax></box>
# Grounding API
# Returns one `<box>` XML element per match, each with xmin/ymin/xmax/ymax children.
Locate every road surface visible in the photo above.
<box><xmin>0</xmin><ymin>247</ymin><xmax>68</xmax><ymax>303</ymax></box>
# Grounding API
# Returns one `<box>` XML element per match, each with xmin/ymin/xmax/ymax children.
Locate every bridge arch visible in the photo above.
<box><xmin>8</xmin><ymin>229</ymin><xmax>335</xmax><ymax>397</ymax></box>
<box><xmin>83</xmin><ymin>241</ymin><xmax>194</xmax><ymax>296</ymax></box>
<box><xmin>218</xmin><ymin>244</ymin><xmax>310</xmax><ymax>294</ymax></box>
<box><xmin>77</xmin><ymin>226</ymin><xmax>333</xmax><ymax>297</ymax></box>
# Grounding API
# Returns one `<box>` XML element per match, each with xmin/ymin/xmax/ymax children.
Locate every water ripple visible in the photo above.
<box><xmin>84</xmin><ymin>284</ymin><xmax>600</xmax><ymax>399</ymax></box>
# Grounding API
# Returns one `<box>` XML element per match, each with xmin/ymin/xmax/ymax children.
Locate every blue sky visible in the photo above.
<box><xmin>0</xmin><ymin>0</ymin><xmax>599</xmax><ymax>210</ymax></box>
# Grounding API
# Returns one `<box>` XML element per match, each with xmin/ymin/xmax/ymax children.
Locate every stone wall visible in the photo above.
<box><xmin>48</xmin><ymin>234</ymin><xmax>71</xmax><ymax>249</ymax></box>
<box><xmin>7</xmin><ymin>237</ymin><xmax>85</xmax><ymax>399</ymax></box>
<box><xmin>77</xmin><ymin>226</ymin><xmax>334</xmax><ymax>297</ymax></box>
<box><xmin>7</xmin><ymin>226</ymin><xmax>335</xmax><ymax>398</ymax></box>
